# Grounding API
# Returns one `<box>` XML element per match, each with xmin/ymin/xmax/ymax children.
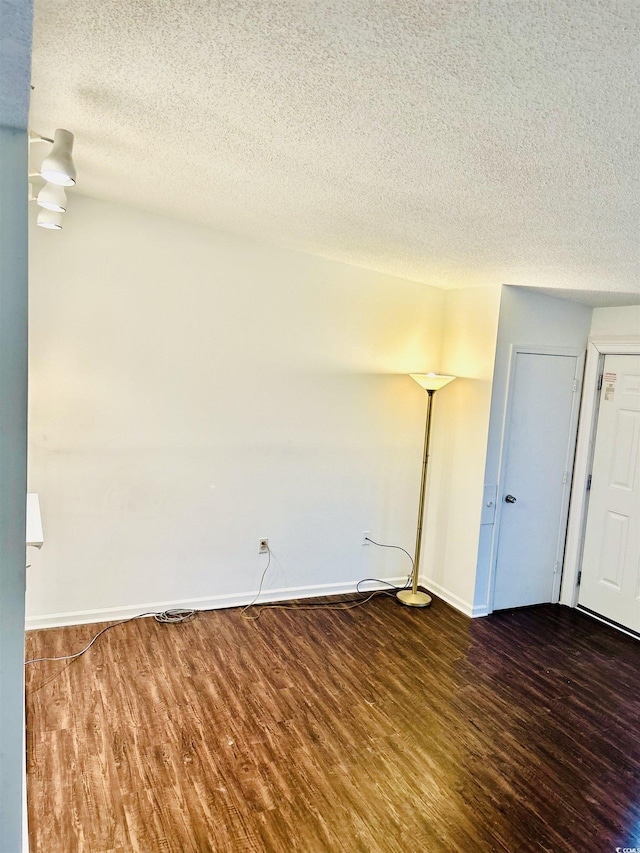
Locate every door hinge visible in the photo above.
<box><xmin>562</xmin><ymin>470</ymin><xmax>568</xmax><ymax>484</ymax></box>
<box><xmin>553</xmin><ymin>560</ymin><xmax>560</xmax><ymax>574</ymax></box>
<box><xmin>597</xmin><ymin>374</ymin><xmax>603</xmax><ymax>391</ymax></box>
<box><xmin>572</xmin><ymin>379</ymin><xmax>578</xmax><ymax>392</ymax></box>
<box><xmin>577</xmin><ymin>570</ymin><xmax>582</xmax><ymax>585</ymax></box>
<box><xmin>587</xmin><ymin>474</ymin><xmax>592</xmax><ymax>491</ymax></box>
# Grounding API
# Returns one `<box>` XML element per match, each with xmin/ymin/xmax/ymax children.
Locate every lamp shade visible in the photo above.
<box><xmin>39</xmin><ymin>128</ymin><xmax>76</xmax><ymax>186</ymax></box>
<box><xmin>36</xmin><ymin>182</ymin><xmax>67</xmax><ymax>212</ymax></box>
<box><xmin>410</xmin><ymin>372</ymin><xmax>456</xmax><ymax>391</ymax></box>
<box><xmin>37</xmin><ymin>209</ymin><xmax>63</xmax><ymax>230</ymax></box>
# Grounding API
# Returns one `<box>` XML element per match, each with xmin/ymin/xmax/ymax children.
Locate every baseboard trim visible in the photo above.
<box><xmin>25</xmin><ymin>576</ymin><xmax>409</xmax><ymax>631</ymax></box>
<box><xmin>419</xmin><ymin>577</ymin><xmax>482</xmax><ymax>618</ymax></box>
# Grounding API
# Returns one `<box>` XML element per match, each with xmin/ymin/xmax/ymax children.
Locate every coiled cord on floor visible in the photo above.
<box><xmin>24</xmin><ymin>608</ymin><xmax>197</xmax><ymax>665</ymax></box>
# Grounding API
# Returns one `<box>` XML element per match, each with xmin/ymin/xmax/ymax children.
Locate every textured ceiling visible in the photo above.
<box><xmin>29</xmin><ymin>0</ymin><xmax>640</xmax><ymax>293</ymax></box>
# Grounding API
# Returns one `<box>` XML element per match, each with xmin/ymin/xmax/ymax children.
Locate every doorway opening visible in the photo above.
<box><xmin>490</xmin><ymin>346</ymin><xmax>584</xmax><ymax>612</ymax></box>
<box><xmin>561</xmin><ymin>337</ymin><xmax>640</xmax><ymax>639</ymax></box>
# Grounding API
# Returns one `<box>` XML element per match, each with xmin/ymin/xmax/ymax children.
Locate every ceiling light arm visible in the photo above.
<box><xmin>28</xmin><ymin>131</ymin><xmax>54</xmax><ymax>145</ymax></box>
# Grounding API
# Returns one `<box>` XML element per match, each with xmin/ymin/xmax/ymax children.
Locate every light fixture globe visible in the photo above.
<box><xmin>37</xmin><ymin>210</ymin><xmax>63</xmax><ymax>230</ymax></box>
<box><xmin>410</xmin><ymin>373</ymin><xmax>456</xmax><ymax>392</ymax></box>
<box><xmin>39</xmin><ymin>128</ymin><xmax>76</xmax><ymax>187</ymax></box>
<box><xmin>36</xmin><ymin>182</ymin><xmax>67</xmax><ymax>213</ymax></box>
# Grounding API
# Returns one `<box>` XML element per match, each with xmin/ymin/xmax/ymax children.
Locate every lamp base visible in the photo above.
<box><xmin>396</xmin><ymin>589</ymin><xmax>432</xmax><ymax>608</ymax></box>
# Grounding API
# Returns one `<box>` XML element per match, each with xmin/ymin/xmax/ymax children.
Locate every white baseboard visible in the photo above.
<box><xmin>419</xmin><ymin>577</ymin><xmax>486</xmax><ymax>618</ymax></box>
<box><xmin>25</xmin><ymin>576</ymin><xmax>409</xmax><ymax>631</ymax></box>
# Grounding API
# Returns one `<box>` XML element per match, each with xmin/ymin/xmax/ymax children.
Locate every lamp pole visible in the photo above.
<box><xmin>397</xmin><ymin>389</ymin><xmax>435</xmax><ymax>607</ymax></box>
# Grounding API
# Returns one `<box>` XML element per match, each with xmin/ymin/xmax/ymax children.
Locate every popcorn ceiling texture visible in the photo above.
<box><xmin>29</xmin><ymin>0</ymin><xmax>639</xmax><ymax>292</ymax></box>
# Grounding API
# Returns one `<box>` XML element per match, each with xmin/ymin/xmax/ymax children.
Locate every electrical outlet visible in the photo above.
<box><xmin>362</xmin><ymin>531</ymin><xmax>370</xmax><ymax>546</ymax></box>
<box><xmin>258</xmin><ymin>538</ymin><xmax>269</xmax><ymax>554</ymax></box>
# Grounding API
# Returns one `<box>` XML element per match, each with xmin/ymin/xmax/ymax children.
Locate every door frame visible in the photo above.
<box><xmin>487</xmin><ymin>344</ymin><xmax>585</xmax><ymax>613</ymax></box>
<box><xmin>560</xmin><ymin>336</ymin><xmax>640</xmax><ymax>608</ymax></box>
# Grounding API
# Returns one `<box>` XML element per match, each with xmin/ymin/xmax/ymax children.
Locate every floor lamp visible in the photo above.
<box><xmin>397</xmin><ymin>372</ymin><xmax>456</xmax><ymax>607</ymax></box>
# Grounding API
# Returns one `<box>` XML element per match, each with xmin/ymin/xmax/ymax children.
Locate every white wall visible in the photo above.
<box><xmin>590</xmin><ymin>305</ymin><xmax>640</xmax><ymax>336</ymax></box>
<box><xmin>474</xmin><ymin>285</ymin><xmax>593</xmax><ymax>613</ymax></box>
<box><xmin>27</xmin><ymin>195</ymin><xmax>448</xmax><ymax>625</ymax></box>
<box><xmin>420</xmin><ymin>286</ymin><xmax>501</xmax><ymax>615</ymax></box>
<box><xmin>1</xmin><ymin>2</ymin><xmax>33</xmax><ymax>850</ymax></box>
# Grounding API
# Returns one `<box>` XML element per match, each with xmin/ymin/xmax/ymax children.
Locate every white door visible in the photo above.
<box><xmin>578</xmin><ymin>354</ymin><xmax>640</xmax><ymax>633</ymax></box>
<box><xmin>492</xmin><ymin>350</ymin><xmax>582</xmax><ymax>610</ymax></box>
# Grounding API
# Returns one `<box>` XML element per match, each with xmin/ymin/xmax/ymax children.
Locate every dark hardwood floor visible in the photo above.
<box><xmin>25</xmin><ymin>596</ymin><xmax>640</xmax><ymax>853</ymax></box>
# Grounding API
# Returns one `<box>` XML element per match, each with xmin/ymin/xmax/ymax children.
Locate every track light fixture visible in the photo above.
<box><xmin>37</xmin><ymin>210</ymin><xmax>64</xmax><ymax>230</ymax></box>
<box><xmin>36</xmin><ymin>182</ymin><xmax>67</xmax><ymax>213</ymax></box>
<box><xmin>29</xmin><ymin>128</ymin><xmax>77</xmax><ymax>230</ymax></box>
<box><xmin>39</xmin><ymin>129</ymin><xmax>76</xmax><ymax>186</ymax></box>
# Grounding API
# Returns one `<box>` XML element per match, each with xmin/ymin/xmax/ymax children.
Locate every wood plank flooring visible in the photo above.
<box><xmin>25</xmin><ymin>597</ymin><xmax>640</xmax><ymax>853</ymax></box>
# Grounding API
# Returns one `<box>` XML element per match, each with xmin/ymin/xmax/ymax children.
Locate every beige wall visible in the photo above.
<box><xmin>27</xmin><ymin>195</ymin><xmax>448</xmax><ymax>624</ymax></box>
<box><xmin>36</xmin><ymin>199</ymin><xmax>601</xmax><ymax>626</ymax></box>
<box><xmin>420</xmin><ymin>286</ymin><xmax>501</xmax><ymax>614</ymax></box>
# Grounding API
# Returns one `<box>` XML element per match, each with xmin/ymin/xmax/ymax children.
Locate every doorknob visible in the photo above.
<box><xmin>505</xmin><ymin>494</ymin><xmax>517</xmax><ymax>503</ymax></box>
